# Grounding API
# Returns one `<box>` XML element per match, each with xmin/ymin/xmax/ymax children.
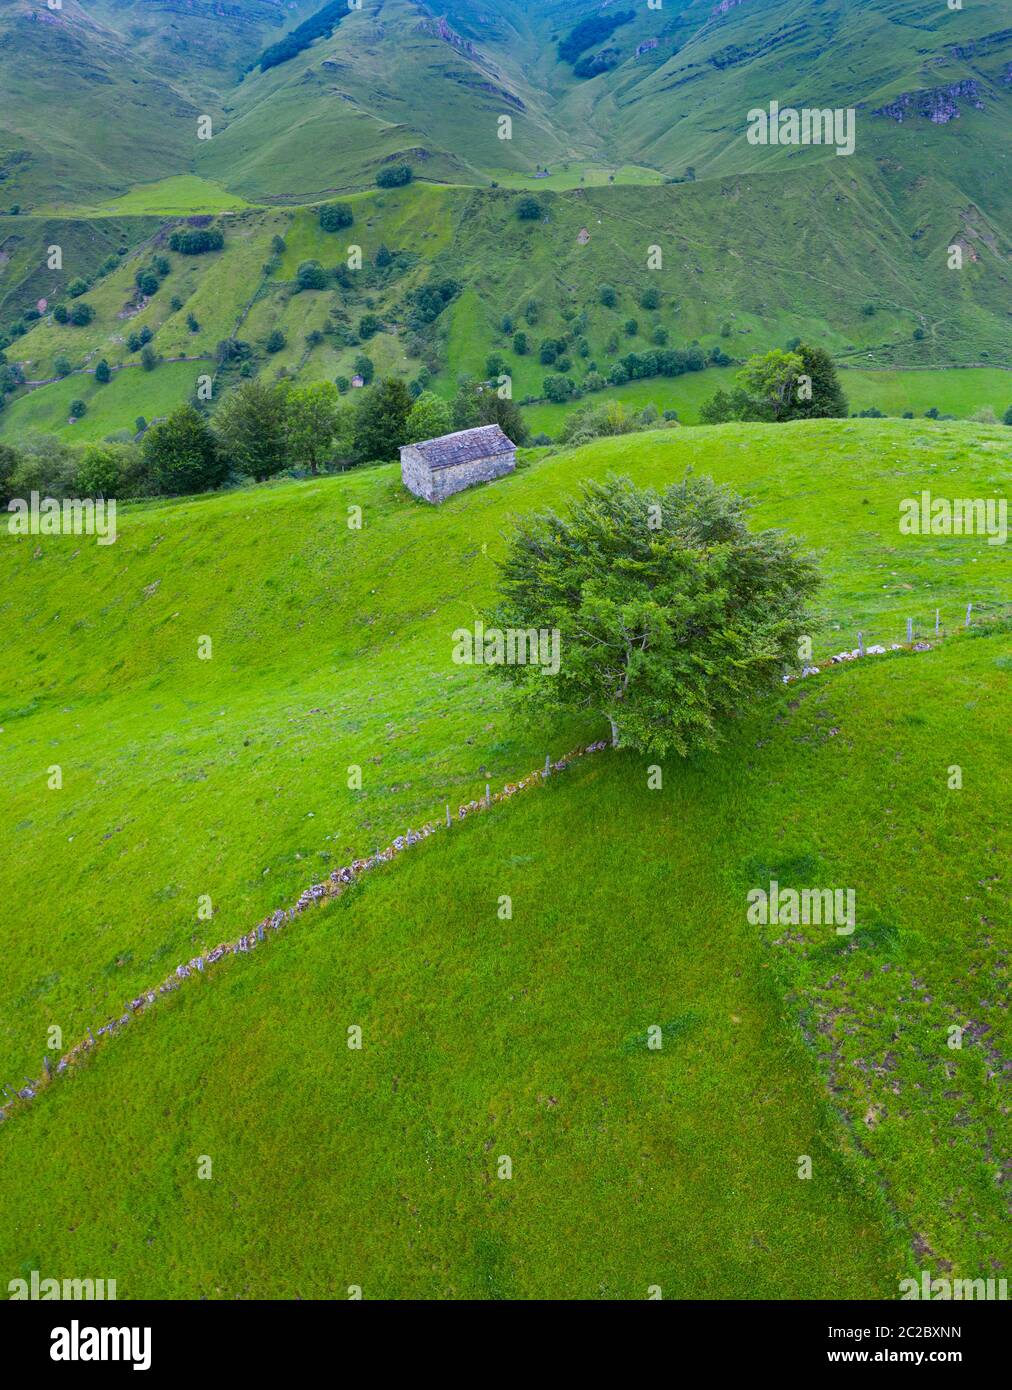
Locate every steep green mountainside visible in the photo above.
<box><xmin>0</xmin><ymin>0</ymin><xmax>318</xmax><ymax>211</ymax></box>
<box><xmin>1</xmin><ymin>169</ymin><xmax>1008</xmax><ymax>443</ymax></box>
<box><xmin>0</xmin><ymin>1</ymin><xmax>1008</xmax><ymax>436</ymax></box>
<box><xmin>1</xmin><ymin>0</ymin><xmax>1009</xmax><ymax>205</ymax></box>
<box><xmin>0</xmin><ymin>420</ymin><xmax>1007</xmax><ymax>1295</ymax></box>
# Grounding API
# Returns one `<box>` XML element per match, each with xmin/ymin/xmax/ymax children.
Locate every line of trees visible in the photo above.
<box><xmin>0</xmin><ymin>373</ymin><xmax>530</xmax><ymax>504</ymax></box>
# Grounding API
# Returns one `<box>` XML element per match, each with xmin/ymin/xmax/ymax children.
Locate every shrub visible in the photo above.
<box><xmin>376</xmin><ymin>165</ymin><xmax>412</xmax><ymax>189</ymax></box>
<box><xmin>69</xmin><ymin>302</ymin><xmax>94</xmax><ymax>326</ymax></box>
<box><xmin>543</xmin><ymin>373</ymin><xmax>576</xmax><ymax>403</ymax></box>
<box><xmin>319</xmin><ymin>202</ymin><xmax>354</xmax><ymax>232</ymax></box>
<box><xmin>168</xmin><ymin>227</ymin><xmax>224</xmax><ymax>255</ymax></box>
<box><xmin>296</xmin><ymin>260</ymin><xmax>328</xmax><ymax>292</ymax></box>
<box><xmin>516</xmin><ymin>197</ymin><xmax>542</xmax><ymax>221</ymax></box>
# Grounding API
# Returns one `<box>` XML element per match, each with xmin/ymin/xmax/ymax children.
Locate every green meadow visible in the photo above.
<box><xmin>0</xmin><ymin>420</ymin><xmax>1008</xmax><ymax>1296</ymax></box>
<box><xmin>0</xmin><ymin>362</ymin><xmax>205</xmax><ymax>443</ymax></box>
<box><xmin>37</xmin><ymin>177</ymin><xmax>255</xmax><ymax>220</ymax></box>
<box><xmin>521</xmin><ymin>367</ymin><xmax>1012</xmax><ymax>433</ymax></box>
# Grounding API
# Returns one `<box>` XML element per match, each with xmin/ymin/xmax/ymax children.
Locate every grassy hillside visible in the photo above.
<box><xmin>5</xmin><ymin>0</ymin><xmax>1008</xmax><ymax>210</ymax></box>
<box><xmin>3</xmin><ymin>0</ymin><xmax>1008</xmax><ymax>437</ymax></box>
<box><xmin>0</xmin><ymin>0</ymin><xmax>314</xmax><ymax>210</ymax></box>
<box><xmin>521</xmin><ymin>366</ymin><xmax>1012</xmax><ymax>432</ymax></box>
<box><xmin>3</xmin><ymin>165</ymin><xmax>1009</xmax><ymax>444</ymax></box>
<box><xmin>0</xmin><ymin>419</ymin><xmax>1008</xmax><ymax>1296</ymax></box>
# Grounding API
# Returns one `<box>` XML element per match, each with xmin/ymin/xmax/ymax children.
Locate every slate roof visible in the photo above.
<box><xmin>408</xmin><ymin>424</ymin><xmax>515</xmax><ymax>471</ymax></box>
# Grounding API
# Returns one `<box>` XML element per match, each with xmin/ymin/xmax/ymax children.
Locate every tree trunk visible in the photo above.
<box><xmin>607</xmin><ymin>715</ymin><xmax>619</xmax><ymax>748</ymax></box>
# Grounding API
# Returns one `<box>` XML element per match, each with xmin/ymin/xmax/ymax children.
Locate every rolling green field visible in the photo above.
<box><xmin>0</xmin><ymin>419</ymin><xmax>1008</xmax><ymax>1296</ymax></box>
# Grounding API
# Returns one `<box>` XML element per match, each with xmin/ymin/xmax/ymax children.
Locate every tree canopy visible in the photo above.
<box><xmin>483</xmin><ymin>474</ymin><xmax>820</xmax><ymax>756</ymax></box>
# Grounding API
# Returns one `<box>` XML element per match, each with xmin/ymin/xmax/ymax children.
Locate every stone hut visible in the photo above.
<box><xmin>400</xmin><ymin>424</ymin><xmax>516</xmax><ymax>504</ymax></box>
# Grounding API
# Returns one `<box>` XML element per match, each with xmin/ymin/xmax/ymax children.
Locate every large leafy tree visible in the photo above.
<box><xmin>449</xmin><ymin>381</ymin><xmax>529</xmax><ymax>444</ymax></box>
<box><xmin>214</xmin><ymin>379</ymin><xmax>289</xmax><ymax>481</ymax></box>
<box><xmin>737</xmin><ymin>349</ymin><xmax>804</xmax><ymax>421</ymax></box>
<box><xmin>353</xmin><ymin>377</ymin><xmax>412</xmax><ymax>462</ymax></box>
<box><xmin>484</xmin><ymin>474</ymin><xmax>820</xmax><ymax>756</ymax></box>
<box><xmin>785</xmin><ymin>343</ymin><xmax>848</xmax><ymax>419</ymax></box>
<box><xmin>145</xmin><ymin>404</ymin><xmax>226</xmax><ymax>494</ymax></box>
<box><xmin>406</xmin><ymin>390</ymin><xmax>453</xmax><ymax>442</ymax></box>
<box><xmin>476</xmin><ymin>389</ymin><xmax>529</xmax><ymax>445</ymax></box>
<box><xmin>76</xmin><ymin>444</ymin><xmax>124</xmax><ymax>498</ymax></box>
<box><xmin>701</xmin><ymin>344</ymin><xmax>847</xmax><ymax>424</ymax></box>
<box><xmin>286</xmin><ymin>381</ymin><xmax>346</xmax><ymax>474</ymax></box>
<box><xmin>0</xmin><ymin>442</ymin><xmax>19</xmax><ymax>506</ymax></box>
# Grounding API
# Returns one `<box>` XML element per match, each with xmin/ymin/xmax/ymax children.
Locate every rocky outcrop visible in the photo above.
<box><xmin>873</xmin><ymin>80</ymin><xmax>985</xmax><ymax>124</ymax></box>
<box><xmin>936</xmin><ymin>29</ymin><xmax>1012</xmax><ymax>63</ymax></box>
<box><xmin>415</xmin><ymin>15</ymin><xmax>477</xmax><ymax>57</ymax></box>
